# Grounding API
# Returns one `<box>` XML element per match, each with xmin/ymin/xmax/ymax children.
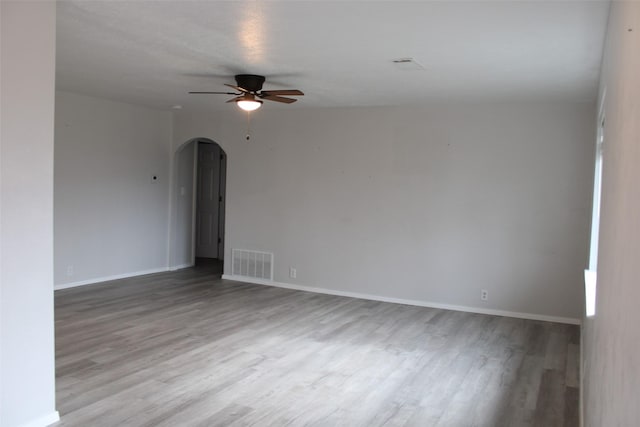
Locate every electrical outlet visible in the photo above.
<box><xmin>289</xmin><ymin>267</ymin><xmax>297</xmax><ymax>279</ymax></box>
<box><xmin>481</xmin><ymin>289</ymin><xmax>488</xmax><ymax>301</ymax></box>
<box><xmin>67</xmin><ymin>265</ymin><xmax>74</xmax><ymax>277</ymax></box>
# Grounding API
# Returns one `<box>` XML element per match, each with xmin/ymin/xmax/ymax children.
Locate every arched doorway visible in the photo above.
<box><xmin>171</xmin><ymin>138</ymin><xmax>226</xmax><ymax>274</ymax></box>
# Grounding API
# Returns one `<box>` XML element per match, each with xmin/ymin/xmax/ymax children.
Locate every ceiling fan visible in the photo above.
<box><xmin>189</xmin><ymin>74</ymin><xmax>304</xmax><ymax>111</ymax></box>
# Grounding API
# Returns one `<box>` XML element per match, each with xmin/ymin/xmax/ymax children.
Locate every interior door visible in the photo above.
<box><xmin>196</xmin><ymin>143</ymin><xmax>221</xmax><ymax>258</ymax></box>
<box><xmin>217</xmin><ymin>151</ymin><xmax>226</xmax><ymax>259</ymax></box>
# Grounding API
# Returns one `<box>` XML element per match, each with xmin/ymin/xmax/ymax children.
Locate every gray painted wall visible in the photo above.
<box><xmin>583</xmin><ymin>2</ymin><xmax>640</xmax><ymax>425</ymax></box>
<box><xmin>54</xmin><ymin>91</ymin><xmax>173</xmax><ymax>287</ymax></box>
<box><xmin>0</xmin><ymin>2</ymin><xmax>58</xmax><ymax>426</ymax></box>
<box><xmin>173</xmin><ymin>102</ymin><xmax>594</xmax><ymax>321</ymax></box>
<box><xmin>170</xmin><ymin>141</ymin><xmax>196</xmax><ymax>268</ymax></box>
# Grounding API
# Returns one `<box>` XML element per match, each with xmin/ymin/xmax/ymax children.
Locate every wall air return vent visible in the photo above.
<box><xmin>231</xmin><ymin>249</ymin><xmax>274</xmax><ymax>281</ymax></box>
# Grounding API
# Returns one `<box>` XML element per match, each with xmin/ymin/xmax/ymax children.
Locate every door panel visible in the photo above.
<box><xmin>218</xmin><ymin>152</ymin><xmax>226</xmax><ymax>259</ymax></box>
<box><xmin>196</xmin><ymin>143</ymin><xmax>220</xmax><ymax>258</ymax></box>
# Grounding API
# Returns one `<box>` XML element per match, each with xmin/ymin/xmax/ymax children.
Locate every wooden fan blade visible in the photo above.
<box><xmin>262</xmin><ymin>95</ymin><xmax>297</xmax><ymax>104</ymax></box>
<box><xmin>189</xmin><ymin>91</ymin><xmax>240</xmax><ymax>95</ymax></box>
<box><xmin>225</xmin><ymin>83</ymin><xmax>249</xmax><ymax>93</ymax></box>
<box><xmin>226</xmin><ymin>96</ymin><xmax>245</xmax><ymax>103</ymax></box>
<box><xmin>261</xmin><ymin>89</ymin><xmax>304</xmax><ymax>96</ymax></box>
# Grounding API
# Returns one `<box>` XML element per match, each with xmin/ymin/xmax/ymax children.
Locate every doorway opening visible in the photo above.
<box><xmin>194</xmin><ymin>141</ymin><xmax>226</xmax><ymax>274</ymax></box>
<box><xmin>172</xmin><ymin>138</ymin><xmax>226</xmax><ymax>277</ymax></box>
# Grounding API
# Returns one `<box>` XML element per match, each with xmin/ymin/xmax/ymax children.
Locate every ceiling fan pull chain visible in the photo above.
<box><xmin>246</xmin><ymin>111</ymin><xmax>251</xmax><ymax>141</ymax></box>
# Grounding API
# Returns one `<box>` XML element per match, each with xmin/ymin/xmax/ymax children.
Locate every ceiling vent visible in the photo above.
<box><xmin>392</xmin><ymin>58</ymin><xmax>425</xmax><ymax>71</ymax></box>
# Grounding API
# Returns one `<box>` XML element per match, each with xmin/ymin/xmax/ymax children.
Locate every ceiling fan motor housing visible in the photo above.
<box><xmin>235</xmin><ymin>74</ymin><xmax>265</xmax><ymax>92</ymax></box>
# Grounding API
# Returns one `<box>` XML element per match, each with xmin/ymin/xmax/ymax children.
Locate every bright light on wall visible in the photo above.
<box><xmin>585</xmin><ymin>269</ymin><xmax>597</xmax><ymax>317</ymax></box>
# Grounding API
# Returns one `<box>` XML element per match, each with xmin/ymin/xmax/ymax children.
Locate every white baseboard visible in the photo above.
<box><xmin>55</xmin><ymin>267</ymin><xmax>170</xmax><ymax>290</ymax></box>
<box><xmin>221</xmin><ymin>274</ymin><xmax>581</xmax><ymax>325</ymax></box>
<box><xmin>15</xmin><ymin>411</ymin><xmax>60</xmax><ymax>427</ymax></box>
<box><xmin>169</xmin><ymin>263</ymin><xmax>194</xmax><ymax>271</ymax></box>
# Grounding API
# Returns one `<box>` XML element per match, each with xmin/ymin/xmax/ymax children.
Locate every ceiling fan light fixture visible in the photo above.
<box><xmin>236</xmin><ymin>97</ymin><xmax>262</xmax><ymax>112</ymax></box>
<box><xmin>189</xmin><ymin>74</ymin><xmax>302</xmax><ymax>111</ymax></box>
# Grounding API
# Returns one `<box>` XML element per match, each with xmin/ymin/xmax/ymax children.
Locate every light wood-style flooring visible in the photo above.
<box><xmin>54</xmin><ymin>265</ymin><xmax>579</xmax><ymax>426</ymax></box>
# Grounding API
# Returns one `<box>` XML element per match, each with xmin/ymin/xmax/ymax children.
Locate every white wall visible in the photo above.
<box><xmin>173</xmin><ymin>102</ymin><xmax>594</xmax><ymax>321</ymax></box>
<box><xmin>54</xmin><ymin>91</ymin><xmax>172</xmax><ymax>287</ymax></box>
<box><xmin>583</xmin><ymin>2</ymin><xmax>640</xmax><ymax>426</ymax></box>
<box><xmin>0</xmin><ymin>2</ymin><xmax>59</xmax><ymax>426</ymax></box>
<box><xmin>170</xmin><ymin>140</ymin><xmax>196</xmax><ymax>268</ymax></box>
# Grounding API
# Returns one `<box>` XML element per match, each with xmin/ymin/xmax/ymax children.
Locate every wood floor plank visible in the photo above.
<box><xmin>53</xmin><ymin>264</ymin><xmax>579</xmax><ymax>426</ymax></box>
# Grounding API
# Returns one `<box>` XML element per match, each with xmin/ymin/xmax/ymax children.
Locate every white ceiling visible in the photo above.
<box><xmin>56</xmin><ymin>1</ymin><xmax>610</xmax><ymax>111</ymax></box>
